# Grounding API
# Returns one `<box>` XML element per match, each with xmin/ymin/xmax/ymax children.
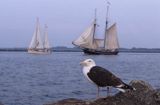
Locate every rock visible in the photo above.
<box><xmin>45</xmin><ymin>98</ymin><xmax>86</xmax><ymax>105</ymax></box>
<box><xmin>153</xmin><ymin>89</ymin><xmax>160</xmax><ymax>103</ymax></box>
<box><xmin>45</xmin><ymin>80</ymin><xmax>160</xmax><ymax>105</ymax></box>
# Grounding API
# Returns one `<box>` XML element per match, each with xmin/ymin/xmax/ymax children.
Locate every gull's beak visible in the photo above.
<box><xmin>80</xmin><ymin>61</ymin><xmax>85</xmax><ymax>65</ymax></box>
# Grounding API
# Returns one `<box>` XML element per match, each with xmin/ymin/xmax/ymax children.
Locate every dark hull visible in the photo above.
<box><xmin>83</xmin><ymin>48</ymin><xmax>119</xmax><ymax>55</ymax></box>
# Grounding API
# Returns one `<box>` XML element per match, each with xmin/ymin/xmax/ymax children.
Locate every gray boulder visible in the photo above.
<box><xmin>45</xmin><ymin>80</ymin><xmax>160</xmax><ymax>105</ymax></box>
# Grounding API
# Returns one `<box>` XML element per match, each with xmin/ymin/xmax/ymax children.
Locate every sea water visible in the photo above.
<box><xmin>0</xmin><ymin>52</ymin><xmax>160</xmax><ymax>105</ymax></box>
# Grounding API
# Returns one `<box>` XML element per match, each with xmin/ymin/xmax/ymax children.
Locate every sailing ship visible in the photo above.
<box><xmin>28</xmin><ymin>18</ymin><xmax>52</xmax><ymax>54</ymax></box>
<box><xmin>72</xmin><ymin>4</ymin><xmax>119</xmax><ymax>55</ymax></box>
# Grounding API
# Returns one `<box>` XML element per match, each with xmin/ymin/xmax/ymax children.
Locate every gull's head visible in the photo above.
<box><xmin>80</xmin><ymin>59</ymin><xmax>96</xmax><ymax>67</ymax></box>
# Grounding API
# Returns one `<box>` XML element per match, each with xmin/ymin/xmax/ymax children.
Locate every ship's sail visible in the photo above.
<box><xmin>105</xmin><ymin>23</ymin><xmax>119</xmax><ymax>51</ymax></box>
<box><xmin>43</xmin><ymin>24</ymin><xmax>50</xmax><ymax>49</ymax></box>
<box><xmin>28</xmin><ymin>18</ymin><xmax>52</xmax><ymax>54</ymax></box>
<box><xmin>28</xmin><ymin>18</ymin><xmax>43</xmax><ymax>50</ymax></box>
<box><xmin>72</xmin><ymin>2</ymin><xmax>119</xmax><ymax>55</ymax></box>
<box><xmin>72</xmin><ymin>20</ymin><xmax>100</xmax><ymax>49</ymax></box>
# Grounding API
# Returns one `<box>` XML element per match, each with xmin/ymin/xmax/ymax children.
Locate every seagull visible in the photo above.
<box><xmin>80</xmin><ymin>59</ymin><xmax>135</xmax><ymax>98</ymax></box>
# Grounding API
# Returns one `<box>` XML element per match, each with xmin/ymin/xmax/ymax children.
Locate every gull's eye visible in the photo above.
<box><xmin>88</xmin><ymin>60</ymin><xmax>91</xmax><ymax>62</ymax></box>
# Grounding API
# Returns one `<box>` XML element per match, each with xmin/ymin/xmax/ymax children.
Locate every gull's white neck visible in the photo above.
<box><xmin>82</xmin><ymin>64</ymin><xmax>95</xmax><ymax>83</ymax></box>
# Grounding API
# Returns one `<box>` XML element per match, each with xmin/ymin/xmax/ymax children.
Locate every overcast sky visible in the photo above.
<box><xmin>0</xmin><ymin>0</ymin><xmax>160</xmax><ymax>48</ymax></box>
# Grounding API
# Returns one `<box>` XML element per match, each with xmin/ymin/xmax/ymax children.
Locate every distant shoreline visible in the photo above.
<box><xmin>0</xmin><ymin>47</ymin><xmax>160</xmax><ymax>53</ymax></box>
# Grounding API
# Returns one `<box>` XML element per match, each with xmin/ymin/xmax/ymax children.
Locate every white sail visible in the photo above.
<box><xmin>73</xmin><ymin>20</ymin><xmax>100</xmax><ymax>49</ymax></box>
<box><xmin>105</xmin><ymin>23</ymin><xmax>119</xmax><ymax>50</ymax></box>
<box><xmin>72</xmin><ymin>4</ymin><xmax>119</xmax><ymax>55</ymax></box>
<box><xmin>94</xmin><ymin>39</ymin><xmax>103</xmax><ymax>48</ymax></box>
<box><xmin>28</xmin><ymin>18</ymin><xmax>52</xmax><ymax>54</ymax></box>
<box><xmin>29</xmin><ymin>30</ymin><xmax>36</xmax><ymax>49</ymax></box>
<box><xmin>43</xmin><ymin>24</ymin><xmax>50</xmax><ymax>49</ymax></box>
<box><xmin>28</xmin><ymin>18</ymin><xmax>43</xmax><ymax>50</ymax></box>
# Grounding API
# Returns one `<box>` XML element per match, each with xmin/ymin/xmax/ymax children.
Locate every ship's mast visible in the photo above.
<box><xmin>44</xmin><ymin>24</ymin><xmax>48</xmax><ymax>48</ymax></box>
<box><xmin>92</xmin><ymin>8</ymin><xmax>97</xmax><ymax>45</ymax></box>
<box><xmin>104</xmin><ymin>1</ymin><xmax>110</xmax><ymax>49</ymax></box>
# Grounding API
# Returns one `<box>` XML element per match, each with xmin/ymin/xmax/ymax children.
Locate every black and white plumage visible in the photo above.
<box><xmin>80</xmin><ymin>59</ymin><xmax>135</xmax><ymax>98</ymax></box>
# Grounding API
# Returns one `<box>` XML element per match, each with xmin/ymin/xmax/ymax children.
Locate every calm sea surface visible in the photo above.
<box><xmin>0</xmin><ymin>52</ymin><xmax>160</xmax><ymax>105</ymax></box>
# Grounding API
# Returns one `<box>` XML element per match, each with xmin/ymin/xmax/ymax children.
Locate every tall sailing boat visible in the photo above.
<box><xmin>72</xmin><ymin>3</ymin><xmax>119</xmax><ymax>55</ymax></box>
<box><xmin>28</xmin><ymin>18</ymin><xmax>52</xmax><ymax>54</ymax></box>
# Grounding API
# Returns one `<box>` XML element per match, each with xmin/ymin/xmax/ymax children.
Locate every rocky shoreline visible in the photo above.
<box><xmin>0</xmin><ymin>80</ymin><xmax>159</xmax><ymax>105</ymax></box>
<box><xmin>45</xmin><ymin>80</ymin><xmax>160</xmax><ymax>105</ymax></box>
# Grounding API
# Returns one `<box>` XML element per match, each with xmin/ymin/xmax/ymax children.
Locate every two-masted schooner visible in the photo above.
<box><xmin>72</xmin><ymin>4</ymin><xmax>119</xmax><ymax>55</ymax></box>
<box><xmin>28</xmin><ymin>18</ymin><xmax>52</xmax><ymax>54</ymax></box>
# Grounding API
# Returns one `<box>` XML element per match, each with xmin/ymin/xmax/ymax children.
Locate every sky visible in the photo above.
<box><xmin>0</xmin><ymin>0</ymin><xmax>160</xmax><ymax>48</ymax></box>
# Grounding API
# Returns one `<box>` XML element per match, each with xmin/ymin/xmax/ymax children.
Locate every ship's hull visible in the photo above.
<box><xmin>28</xmin><ymin>49</ymin><xmax>52</xmax><ymax>55</ymax></box>
<box><xmin>83</xmin><ymin>48</ymin><xmax>119</xmax><ymax>55</ymax></box>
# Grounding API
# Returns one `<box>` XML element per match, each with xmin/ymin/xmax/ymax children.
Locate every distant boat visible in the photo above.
<box><xmin>72</xmin><ymin>3</ymin><xmax>119</xmax><ymax>55</ymax></box>
<box><xmin>28</xmin><ymin>18</ymin><xmax>52</xmax><ymax>54</ymax></box>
